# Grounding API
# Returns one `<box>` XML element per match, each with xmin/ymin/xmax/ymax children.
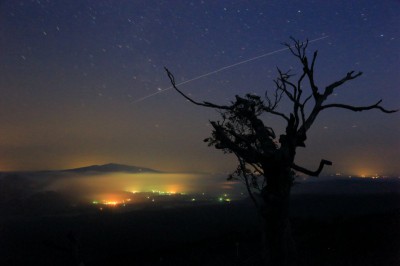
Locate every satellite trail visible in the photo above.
<box><xmin>134</xmin><ymin>35</ymin><xmax>329</xmax><ymax>103</ymax></box>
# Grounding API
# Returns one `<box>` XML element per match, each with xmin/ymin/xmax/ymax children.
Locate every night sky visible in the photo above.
<box><xmin>0</xmin><ymin>0</ymin><xmax>399</xmax><ymax>176</ymax></box>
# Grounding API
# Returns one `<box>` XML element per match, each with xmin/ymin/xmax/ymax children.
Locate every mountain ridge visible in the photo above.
<box><xmin>61</xmin><ymin>163</ymin><xmax>160</xmax><ymax>173</ymax></box>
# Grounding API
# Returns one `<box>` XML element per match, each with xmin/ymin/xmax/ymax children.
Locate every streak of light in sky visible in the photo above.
<box><xmin>133</xmin><ymin>35</ymin><xmax>329</xmax><ymax>103</ymax></box>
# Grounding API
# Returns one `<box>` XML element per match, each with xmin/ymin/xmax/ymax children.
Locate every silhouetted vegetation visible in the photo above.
<box><xmin>165</xmin><ymin>38</ymin><xmax>397</xmax><ymax>265</ymax></box>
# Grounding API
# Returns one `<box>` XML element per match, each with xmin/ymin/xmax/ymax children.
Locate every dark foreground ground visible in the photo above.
<box><xmin>1</xmin><ymin>193</ymin><xmax>399</xmax><ymax>266</ymax></box>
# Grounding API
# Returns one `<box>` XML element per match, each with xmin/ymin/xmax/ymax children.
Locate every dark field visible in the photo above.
<box><xmin>1</xmin><ymin>193</ymin><xmax>399</xmax><ymax>266</ymax></box>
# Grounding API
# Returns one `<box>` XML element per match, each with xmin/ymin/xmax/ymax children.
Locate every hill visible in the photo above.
<box><xmin>60</xmin><ymin>163</ymin><xmax>160</xmax><ymax>174</ymax></box>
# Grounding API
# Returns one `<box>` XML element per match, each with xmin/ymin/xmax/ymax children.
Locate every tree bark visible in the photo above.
<box><xmin>260</xmin><ymin>174</ymin><xmax>297</xmax><ymax>265</ymax></box>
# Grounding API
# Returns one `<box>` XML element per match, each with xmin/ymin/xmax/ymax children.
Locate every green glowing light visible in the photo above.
<box><xmin>92</xmin><ymin>200</ymin><xmax>99</xmax><ymax>204</ymax></box>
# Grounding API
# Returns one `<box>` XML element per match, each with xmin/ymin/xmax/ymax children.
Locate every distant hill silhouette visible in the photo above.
<box><xmin>61</xmin><ymin>163</ymin><xmax>160</xmax><ymax>174</ymax></box>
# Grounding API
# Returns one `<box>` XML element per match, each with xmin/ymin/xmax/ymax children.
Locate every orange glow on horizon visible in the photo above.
<box><xmin>104</xmin><ymin>201</ymin><xmax>118</xmax><ymax>206</ymax></box>
<box><xmin>354</xmin><ymin>170</ymin><xmax>382</xmax><ymax>179</ymax></box>
<box><xmin>350</xmin><ymin>165</ymin><xmax>378</xmax><ymax>178</ymax></box>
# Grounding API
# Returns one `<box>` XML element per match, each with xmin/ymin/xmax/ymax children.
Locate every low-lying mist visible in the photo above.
<box><xmin>44</xmin><ymin>172</ymin><xmax>241</xmax><ymax>203</ymax></box>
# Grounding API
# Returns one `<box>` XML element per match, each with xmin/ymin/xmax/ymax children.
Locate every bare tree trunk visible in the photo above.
<box><xmin>260</xmin><ymin>184</ymin><xmax>297</xmax><ymax>265</ymax></box>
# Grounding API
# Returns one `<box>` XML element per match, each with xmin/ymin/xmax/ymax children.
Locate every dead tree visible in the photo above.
<box><xmin>165</xmin><ymin>38</ymin><xmax>397</xmax><ymax>265</ymax></box>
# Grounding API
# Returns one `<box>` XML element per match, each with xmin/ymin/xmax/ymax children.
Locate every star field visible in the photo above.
<box><xmin>0</xmin><ymin>0</ymin><xmax>399</xmax><ymax>175</ymax></box>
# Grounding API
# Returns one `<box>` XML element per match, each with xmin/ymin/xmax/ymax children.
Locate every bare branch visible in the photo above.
<box><xmin>320</xmin><ymin>100</ymin><xmax>398</xmax><ymax>113</ymax></box>
<box><xmin>299</xmin><ymin>103</ymin><xmax>307</xmax><ymax>128</ymax></box>
<box><xmin>298</xmin><ymin>70</ymin><xmax>367</xmax><ymax>135</ymax></box>
<box><xmin>310</xmin><ymin>50</ymin><xmax>318</xmax><ymax>72</ymax></box>
<box><xmin>164</xmin><ymin>67</ymin><xmax>231</xmax><ymax>110</ymax></box>
<box><xmin>302</xmin><ymin>94</ymin><xmax>313</xmax><ymax>107</ymax></box>
<box><xmin>284</xmin><ymin>38</ymin><xmax>320</xmax><ymax>98</ymax></box>
<box><xmin>323</xmin><ymin>71</ymin><xmax>363</xmax><ymax>98</ymax></box>
<box><xmin>263</xmin><ymin>106</ymin><xmax>290</xmax><ymax>122</ymax></box>
<box><xmin>284</xmin><ymin>37</ymin><xmax>308</xmax><ymax>60</ymax></box>
<box><xmin>265</xmin><ymin>82</ymin><xmax>285</xmax><ymax>111</ymax></box>
<box><xmin>264</xmin><ymin>90</ymin><xmax>275</xmax><ymax>109</ymax></box>
<box><xmin>275</xmin><ymin>68</ymin><xmax>296</xmax><ymax>102</ymax></box>
<box><xmin>292</xmin><ymin>159</ymin><xmax>332</xmax><ymax>176</ymax></box>
<box><xmin>303</xmin><ymin>50</ymin><xmax>320</xmax><ymax>99</ymax></box>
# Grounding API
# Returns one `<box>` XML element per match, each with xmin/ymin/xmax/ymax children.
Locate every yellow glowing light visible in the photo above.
<box><xmin>103</xmin><ymin>201</ymin><xmax>119</xmax><ymax>206</ymax></box>
<box><xmin>353</xmin><ymin>166</ymin><xmax>381</xmax><ymax>178</ymax></box>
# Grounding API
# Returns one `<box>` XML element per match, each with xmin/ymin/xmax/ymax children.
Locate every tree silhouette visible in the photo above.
<box><xmin>165</xmin><ymin>38</ymin><xmax>397</xmax><ymax>265</ymax></box>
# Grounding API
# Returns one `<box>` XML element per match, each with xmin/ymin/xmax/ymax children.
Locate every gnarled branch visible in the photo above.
<box><xmin>263</xmin><ymin>106</ymin><xmax>290</xmax><ymax>122</ymax></box>
<box><xmin>164</xmin><ymin>67</ymin><xmax>231</xmax><ymax>110</ymax></box>
<box><xmin>284</xmin><ymin>38</ymin><xmax>319</xmax><ymax>98</ymax></box>
<box><xmin>320</xmin><ymin>100</ymin><xmax>397</xmax><ymax>113</ymax></box>
<box><xmin>292</xmin><ymin>159</ymin><xmax>332</xmax><ymax>177</ymax></box>
<box><xmin>323</xmin><ymin>71</ymin><xmax>363</xmax><ymax>98</ymax></box>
